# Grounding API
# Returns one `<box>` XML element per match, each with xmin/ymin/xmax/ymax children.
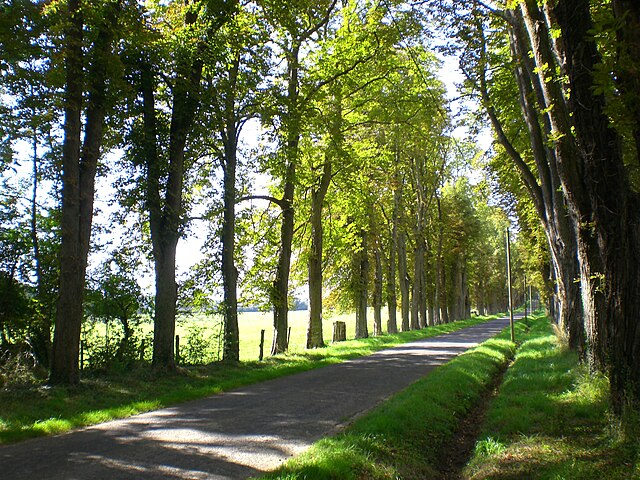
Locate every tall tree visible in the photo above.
<box><xmin>50</xmin><ymin>0</ymin><xmax>122</xmax><ymax>385</ymax></box>
<box><xmin>440</xmin><ymin>1</ymin><xmax>585</xmax><ymax>350</ymax></box>
<box><xmin>0</xmin><ymin>0</ymin><xmax>61</xmax><ymax>366</ymax></box>
<box><xmin>134</xmin><ymin>0</ymin><xmax>236</xmax><ymax>370</ymax></box>
<box><xmin>198</xmin><ymin>5</ymin><xmax>269</xmax><ymax>362</ymax></box>
<box><xmin>541</xmin><ymin>0</ymin><xmax>640</xmax><ymax>410</ymax></box>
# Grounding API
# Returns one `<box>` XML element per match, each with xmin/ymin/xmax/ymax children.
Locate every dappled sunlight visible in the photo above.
<box><xmin>467</xmin><ymin>435</ymin><xmax>622</xmax><ymax>480</ymax></box>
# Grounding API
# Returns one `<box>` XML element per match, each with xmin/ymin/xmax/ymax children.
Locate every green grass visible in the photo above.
<box><xmin>255</xmin><ymin>317</ymin><xmax>523</xmax><ymax>479</ymax></box>
<box><xmin>0</xmin><ymin>311</ymin><xmax>501</xmax><ymax>445</ymax></box>
<box><xmin>90</xmin><ymin>308</ymin><xmax>434</xmax><ymax>362</ymax></box>
<box><xmin>463</xmin><ymin>314</ymin><xmax>640</xmax><ymax>479</ymax></box>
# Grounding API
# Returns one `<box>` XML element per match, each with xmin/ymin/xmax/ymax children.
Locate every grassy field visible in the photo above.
<box><xmin>0</xmin><ymin>311</ymin><xmax>500</xmax><ymax>445</ymax></box>
<box><xmin>257</xmin><ymin>314</ymin><xmax>640</xmax><ymax>480</ymax></box>
<box><xmin>84</xmin><ymin>308</ymin><xmax>399</xmax><ymax>363</ymax></box>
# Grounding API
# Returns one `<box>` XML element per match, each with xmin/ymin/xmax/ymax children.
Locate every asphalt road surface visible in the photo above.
<box><xmin>0</xmin><ymin>316</ymin><xmax>512</xmax><ymax>480</ymax></box>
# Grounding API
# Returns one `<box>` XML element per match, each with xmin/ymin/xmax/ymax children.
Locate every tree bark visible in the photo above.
<box><xmin>271</xmin><ymin>43</ymin><xmax>301</xmax><ymax>355</ymax></box>
<box><xmin>433</xmin><ymin>191</ymin><xmax>444</xmax><ymax>325</ymax></box>
<box><xmin>398</xmin><ymin>230</ymin><xmax>410</xmax><ymax>331</ymax></box>
<box><xmin>221</xmin><ymin>56</ymin><xmax>240</xmax><ymax>363</ymax></box>
<box><xmin>142</xmin><ymin>7</ymin><xmax>204</xmax><ymax>369</ymax></box>
<box><xmin>520</xmin><ymin>0</ymin><xmax>606</xmax><ymax>368</ymax></box>
<box><xmin>410</xmin><ymin>240</ymin><xmax>423</xmax><ymax>330</ymax></box>
<box><xmin>373</xmin><ymin>244</ymin><xmax>383</xmax><ymax>336</ymax></box>
<box><xmin>386</xmin><ymin>173</ymin><xmax>400</xmax><ymax>334</ymax></box>
<box><xmin>307</xmin><ymin>159</ymin><xmax>331</xmax><ymax>348</ymax></box>
<box><xmin>354</xmin><ymin>229</ymin><xmax>369</xmax><ymax>339</ymax></box>
<box><xmin>50</xmin><ymin>0</ymin><xmax>119</xmax><ymax>384</ymax></box>
<box><xmin>30</xmin><ymin>126</ymin><xmax>50</xmax><ymax>367</ymax></box>
<box><xmin>50</xmin><ymin>0</ymin><xmax>83</xmax><ymax>385</ymax></box>
<box><xmin>477</xmin><ymin>7</ymin><xmax>585</xmax><ymax>351</ymax></box>
<box><xmin>553</xmin><ymin>0</ymin><xmax>640</xmax><ymax>410</ymax></box>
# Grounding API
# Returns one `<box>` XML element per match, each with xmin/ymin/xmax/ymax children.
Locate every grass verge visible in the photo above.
<box><xmin>463</xmin><ymin>314</ymin><xmax>640</xmax><ymax>479</ymax></box>
<box><xmin>0</xmin><ymin>314</ymin><xmax>501</xmax><ymax>445</ymax></box>
<box><xmin>255</xmin><ymin>318</ymin><xmax>523</xmax><ymax>479</ymax></box>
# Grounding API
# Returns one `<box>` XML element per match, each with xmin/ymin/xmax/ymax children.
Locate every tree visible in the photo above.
<box><xmin>130</xmin><ymin>0</ymin><xmax>237</xmax><ymax>370</ymax></box>
<box><xmin>85</xmin><ymin>250</ymin><xmax>147</xmax><ymax>362</ymax></box>
<box><xmin>537</xmin><ymin>0</ymin><xmax>640</xmax><ymax>410</ymax></box>
<box><xmin>442</xmin><ymin>0</ymin><xmax>640</xmax><ymax>411</ymax></box>
<box><xmin>300</xmin><ymin>1</ymin><xmax>396</xmax><ymax>348</ymax></box>
<box><xmin>196</xmin><ymin>4</ymin><xmax>270</xmax><ymax>362</ymax></box>
<box><xmin>50</xmin><ymin>0</ymin><xmax>123</xmax><ymax>385</ymax></box>
<box><xmin>440</xmin><ymin>0</ymin><xmax>585</xmax><ymax>350</ymax></box>
<box><xmin>0</xmin><ymin>0</ymin><xmax>61</xmax><ymax>366</ymax></box>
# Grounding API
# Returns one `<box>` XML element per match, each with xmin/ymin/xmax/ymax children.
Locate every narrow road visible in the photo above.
<box><xmin>1</xmin><ymin>316</ymin><xmax>512</xmax><ymax>480</ymax></box>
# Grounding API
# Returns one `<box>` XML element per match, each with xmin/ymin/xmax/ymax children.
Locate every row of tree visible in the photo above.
<box><xmin>436</xmin><ymin>0</ymin><xmax>640</xmax><ymax>412</ymax></box>
<box><xmin>1</xmin><ymin>0</ymin><xmax>523</xmax><ymax>386</ymax></box>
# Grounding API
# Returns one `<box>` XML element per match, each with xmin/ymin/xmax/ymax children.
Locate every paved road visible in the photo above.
<box><xmin>0</xmin><ymin>316</ymin><xmax>512</xmax><ymax>480</ymax></box>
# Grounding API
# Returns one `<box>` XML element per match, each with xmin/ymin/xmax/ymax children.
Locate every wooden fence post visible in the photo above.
<box><xmin>259</xmin><ymin>329</ymin><xmax>265</xmax><ymax>361</ymax></box>
<box><xmin>175</xmin><ymin>335</ymin><xmax>180</xmax><ymax>365</ymax></box>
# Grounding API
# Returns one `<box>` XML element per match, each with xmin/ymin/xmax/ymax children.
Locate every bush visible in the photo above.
<box><xmin>181</xmin><ymin>324</ymin><xmax>222</xmax><ymax>365</ymax></box>
<box><xmin>0</xmin><ymin>347</ymin><xmax>46</xmax><ymax>388</ymax></box>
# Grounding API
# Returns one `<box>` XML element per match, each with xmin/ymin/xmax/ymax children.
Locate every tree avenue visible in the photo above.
<box><xmin>0</xmin><ymin>0</ymin><xmax>638</xmax><ymax>419</ymax></box>
<box><xmin>437</xmin><ymin>0</ymin><xmax>640</xmax><ymax>412</ymax></box>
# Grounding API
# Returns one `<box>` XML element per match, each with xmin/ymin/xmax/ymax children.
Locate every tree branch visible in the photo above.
<box><xmin>235</xmin><ymin>194</ymin><xmax>286</xmax><ymax>209</ymax></box>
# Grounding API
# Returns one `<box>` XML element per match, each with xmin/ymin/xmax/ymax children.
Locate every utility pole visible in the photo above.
<box><xmin>506</xmin><ymin>228</ymin><xmax>515</xmax><ymax>342</ymax></box>
<box><xmin>524</xmin><ymin>273</ymin><xmax>528</xmax><ymax>321</ymax></box>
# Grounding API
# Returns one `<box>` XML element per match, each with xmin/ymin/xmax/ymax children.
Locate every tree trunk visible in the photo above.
<box><xmin>520</xmin><ymin>0</ymin><xmax>606</xmax><ymax>367</ymax></box>
<box><xmin>553</xmin><ymin>0</ymin><xmax>640</xmax><ymax>410</ymax></box>
<box><xmin>420</xmin><ymin>252</ymin><xmax>428</xmax><ymax>328</ymax></box>
<box><xmin>271</xmin><ymin>45</ymin><xmax>301</xmax><ymax>355</ymax></box>
<box><xmin>50</xmin><ymin>0</ymin><xmax>119</xmax><ymax>384</ymax></box>
<box><xmin>435</xmin><ymin>195</ymin><xmax>448</xmax><ymax>324</ymax></box>
<box><xmin>398</xmin><ymin>230</ymin><xmax>410</xmax><ymax>332</ymax></box>
<box><xmin>482</xmin><ymin>7</ymin><xmax>585</xmax><ymax>351</ymax></box>
<box><xmin>411</xmin><ymin>241</ymin><xmax>423</xmax><ymax>330</ymax></box>
<box><xmin>50</xmin><ymin>0</ymin><xmax>83</xmax><ymax>384</ymax></box>
<box><xmin>30</xmin><ymin>128</ymin><xmax>51</xmax><ymax>367</ymax></box>
<box><xmin>440</xmin><ymin>260</ymin><xmax>449</xmax><ymax>323</ymax></box>
<box><xmin>373</xmin><ymin>245</ymin><xmax>383</xmax><ymax>336</ymax></box>
<box><xmin>152</xmin><ymin>241</ymin><xmax>178</xmax><ymax>367</ymax></box>
<box><xmin>354</xmin><ymin>230</ymin><xmax>369</xmax><ymax>339</ymax></box>
<box><xmin>221</xmin><ymin>152</ymin><xmax>239</xmax><ymax>363</ymax></box>
<box><xmin>142</xmin><ymin>8</ymin><xmax>204</xmax><ymax>369</ymax></box>
<box><xmin>386</xmin><ymin>175</ymin><xmax>400</xmax><ymax>334</ymax></box>
<box><xmin>307</xmin><ymin>160</ymin><xmax>331</xmax><ymax>349</ymax></box>
<box><xmin>221</xmin><ymin>56</ymin><xmax>240</xmax><ymax>363</ymax></box>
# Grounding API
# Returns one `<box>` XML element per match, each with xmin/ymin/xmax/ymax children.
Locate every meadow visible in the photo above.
<box><xmin>82</xmin><ymin>308</ymin><xmax>396</xmax><ymax>364</ymax></box>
